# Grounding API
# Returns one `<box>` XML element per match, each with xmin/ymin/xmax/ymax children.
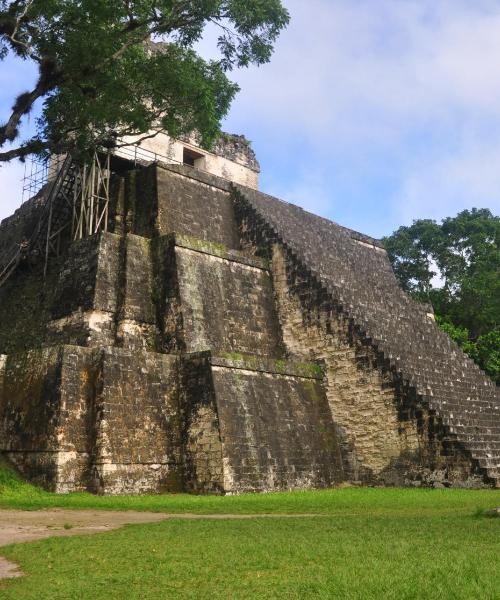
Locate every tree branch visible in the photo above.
<box><xmin>0</xmin><ymin>138</ymin><xmax>47</xmax><ymax>162</ymax></box>
<box><xmin>0</xmin><ymin>76</ymin><xmax>53</xmax><ymax>145</ymax></box>
<box><xmin>1</xmin><ymin>0</ymin><xmax>42</xmax><ymax>62</ymax></box>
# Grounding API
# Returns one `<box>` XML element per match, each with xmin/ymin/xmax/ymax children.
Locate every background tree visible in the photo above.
<box><xmin>0</xmin><ymin>0</ymin><xmax>289</xmax><ymax>162</ymax></box>
<box><xmin>383</xmin><ymin>208</ymin><xmax>500</xmax><ymax>383</ymax></box>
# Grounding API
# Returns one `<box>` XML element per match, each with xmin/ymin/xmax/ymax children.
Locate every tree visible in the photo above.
<box><xmin>383</xmin><ymin>209</ymin><xmax>500</xmax><ymax>383</ymax></box>
<box><xmin>381</xmin><ymin>218</ymin><xmax>442</xmax><ymax>298</ymax></box>
<box><xmin>0</xmin><ymin>0</ymin><xmax>289</xmax><ymax>162</ymax></box>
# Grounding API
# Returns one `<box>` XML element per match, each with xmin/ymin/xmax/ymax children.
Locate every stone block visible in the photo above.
<box><xmin>46</xmin><ymin>232</ymin><xmax>158</xmax><ymax>350</ymax></box>
<box><xmin>0</xmin><ymin>345</ymin><xmax>181</xmax><ymax>494</ymax></box>
<box><xmin>172</xmin><ymin>240</ymin><xmax>283</xmax><ymax>357</ymax></box>
<box><xmin>181</xmin><ymin>352</ymin><xmax>342</xmax><ymax>494</ymax></box>
<box><xmin>47</xmin><ymin>233</ymin><xmax>120</xmax><ymax>347</ymax></box>
<box><xmin>155</xmin><ymin>167</ymin><xmax>239</xmax><ymax>247</ymax></box>
<box><xmin>93</xmin><ymin>347</ymin><xmax>181</xmax><ymax>494</ymax></box>
<box><xmin>0</xmin><ymin>346</ymin><xmax>99</xmax><ymax>491</ymax></box>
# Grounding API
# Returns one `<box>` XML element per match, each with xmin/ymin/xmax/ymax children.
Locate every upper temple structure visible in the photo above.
<box><xmin>0</xmin><ymin>132</ymin><xmax>498</xmax><ymax>494</ymax></box>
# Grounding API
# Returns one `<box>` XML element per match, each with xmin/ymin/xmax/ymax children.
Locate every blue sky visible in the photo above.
<box><xmin>1</xmin><ymin>0</ymin><xmax>500</xmax><ymax>238</ymax></box>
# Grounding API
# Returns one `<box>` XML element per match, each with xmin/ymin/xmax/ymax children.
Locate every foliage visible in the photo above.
<box><xmin>434</xmin><ymin>316</ymin><xmax>479</xmax><ymax>362</ymax></box>
<box><xmin>476</xmin><ymin>328</ymin><xmax>500</xmax><ymax>382</ymax></box>
<box><xmin>383</xmin><ymin>209</ymin><xmax>500</xmax><ymax>383</ymax></box>
<box><xmin>0</xmin><ymin>0</ymin><xmax>289</xmax><ymax>162</ymax></box>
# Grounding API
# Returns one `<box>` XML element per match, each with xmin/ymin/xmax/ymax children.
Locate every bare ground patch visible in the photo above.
<box><xmin>0</xmin><ymin>509</ymin><xmax>320</xmax><ymax>577</ymax></box>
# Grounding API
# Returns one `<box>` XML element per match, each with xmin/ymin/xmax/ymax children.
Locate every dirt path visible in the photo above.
<box><xmin>0</xmin><ymin>509</ymin><xmax>319</xmax><ymax>579</ymax></box>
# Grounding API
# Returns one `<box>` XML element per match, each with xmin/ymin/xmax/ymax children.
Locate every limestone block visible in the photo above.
<box><xmin>212</xmin><ymin>366</ymin><xmax>342</xmax><ymax>493</ymax></box>
<box><xmin>0</xmin><ymin>259</ymin><xmax>57</xmax><ymax>355</ymax></box>
<box><xmin>173</xmin><ymin>243</ymin><xmax>283</xmax><ymax>357</ymax></box>
<box><xmin>51</xmin><ymin>233</ymin><xmax>120</xmax><ymax>319</ymax></box>
<box><xmin>115</xmin><ymin>234</ymin><xmax>158</xmax><ymax>350</ymax></box>
<box><xmin>155</xmin><ymin>167</ymin><xmax>239</xmax><ymax>248</ymax></box>
<box><xmin>92</xmin><ymin>347</ymin><xmax>181</xmax><ymax>495</ymax></box>
<box><xmin>47</xmin><ymin>232</ymin><xmax>158</xmax><ymax>350</ymax></box>
<box><xmin>181</xmin><ymin>352</ymin><xmax>342</xmax><ymax>494</ymax></box>
<box><xmin>48</xmin><ymin>233</ymin><xmax>121</xmax><ymax>346</ymax></box>
<box><xmin>179</xmin><ymin>353</ymin><xmax>224</xmax><ymax>494</ymax></box>
<box><xmin>119</xmin><ymin>234</ymin><xmax>156</xmax><ymax>325</ymax></box>
<box><xmin>0</xmin><ymin>345</ymin><xmax>182</xmax><ymax>494</ymax></box>
<box><xmin>0</xmin><ymin>346</ymin><xmax>100</xmax><ymax>492</ymax></box>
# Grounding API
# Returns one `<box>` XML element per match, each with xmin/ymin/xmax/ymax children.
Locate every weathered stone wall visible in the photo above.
<box><xmin>115</xmin><ymin>234</ymin><xmax>157</xmax><ymax>350</ymax></box>
<box><xmin>210</xmin><ymin>356</ymin><xmax>343</xmax><ymax>493</ymax></box>
<box><xmin>0</xmin><ymin>258</ymin><xmax>56</xmax><ymax>354</ymax></box>
<box><xmin>44</xmin><ymin>232</ymin><xmax>157</xmax><ymax>351</ymax></box>
<box><xmin>180</xmin><ymin>352</ymin><xmax>342</xmax><ymax>494</ymax></box>
<box><xmin>180</xmin><ymin>354</ymin><xmax>224</xmax><ymax>494</ymax></box>
<box><xmin>1</xmin><ymin>342</ymin><xmax>341</xmax><ymax>495</ymax></box>
<box><xmin>0</xmin><ymin>345</ymin><xmax>183</xmax><ymax>494</ymax></box>
<box><xmin>234</xmin><ymin>194</ymin><xmax>493</xmax><ymax>488</ymax></box>
<box><xmin>0</xmin><ymin>346</ymin><xmax>99</xmax><ymax>492</ymax></box>
<box><xmin>155</xmin><ymin>168</ymin><xmax>239</xmax><ymax>247</ymax></box>
<box><xmin>93</xmin><ymin>348</ymin><xmax>181</xmax><ymax>495</ymax></box>
<box><xmin>47</xmin><ymin>234</ymin><xmax>118</xmax><ymax>347</ymax></box>
<box><xmin>172</xmin><ymin>238</ymin><xmax>283</xmax><ymax>357</ymax></box>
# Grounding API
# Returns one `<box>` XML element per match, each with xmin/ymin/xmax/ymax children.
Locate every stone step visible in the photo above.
<box><xmin>170</xmin><ymin>232</ymin><xmax>268</xmax><ymax>270</ymax></box>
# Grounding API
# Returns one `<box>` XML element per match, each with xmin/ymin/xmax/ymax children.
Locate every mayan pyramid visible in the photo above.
<box><xmin>0</xmin><ymin>134</ymin><xmax>498</xmax><ymax>494</ymax></box>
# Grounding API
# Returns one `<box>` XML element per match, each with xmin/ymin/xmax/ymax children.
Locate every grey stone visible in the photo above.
<box><xmin>0</xmin><ymin>161</ymin><xmax>498</xmax><ymax>494</ymax></box>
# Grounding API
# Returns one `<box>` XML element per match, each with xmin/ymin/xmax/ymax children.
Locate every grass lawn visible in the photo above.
<box><xmin>0</xmin><ymin>462</ymin><xmax>499</xmax><ymax>599</ymax></box>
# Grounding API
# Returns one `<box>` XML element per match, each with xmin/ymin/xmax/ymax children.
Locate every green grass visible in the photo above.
<box><xmin>1</xmin><ymin>459</ymin><xmax>499</xmax><ymax>515</ymax></box>
<box><xmin>1</xmin><ymin>508</ymin><xmax>499</xmax><ymax>598</ymax></box>
<box><xmin>0</xmin><ymin>461</ymin><xmax>499</xmax><ymax>598</ymax></box>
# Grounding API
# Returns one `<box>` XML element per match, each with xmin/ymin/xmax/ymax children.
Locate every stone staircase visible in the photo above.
<box><xmin>234</xmin><ymin>184</ymin><xmax>500</xmax><ymax>487</ymax></box>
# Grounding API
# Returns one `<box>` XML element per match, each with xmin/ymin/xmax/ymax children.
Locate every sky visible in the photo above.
<box><xmin>1</xmin><ymin>0</ymin><xmax>500</xmax><ymax>238</ymax></box>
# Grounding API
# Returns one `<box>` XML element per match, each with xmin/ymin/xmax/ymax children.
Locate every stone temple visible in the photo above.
<box><xmin>0</xmin><ymin>133</ymin><xmax>498</xmax><ymax>494</ymax></box>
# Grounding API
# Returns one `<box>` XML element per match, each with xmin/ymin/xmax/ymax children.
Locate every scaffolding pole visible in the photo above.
<box><xmin>72</xmin><ymin>151</ymin><xmax>111</xmax><ymax>241</ymax></box>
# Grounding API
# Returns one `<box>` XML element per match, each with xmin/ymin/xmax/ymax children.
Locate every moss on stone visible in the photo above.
<box><xmin>274</xmin><ymin>359</ymin><xmax>287</xmax><ymax>373</ymax></box>
<box><xmin>302</xmin><ymin>379</ymin><xmax>321</xmax><ymax>403</ymax></box>
<box><xmin>176</xmin><ymin>234</ymin><xmax>228</xmax><ymax>257</ymax></box>
<box><xmin>220</xmin><ymin>352</ymin><xmax>245</xmax><ymax>362</ymax></box>
<box><xmin>296</xmin><ymin>363</ymin><xmax>324</xmax><ymax>378</ymax></box>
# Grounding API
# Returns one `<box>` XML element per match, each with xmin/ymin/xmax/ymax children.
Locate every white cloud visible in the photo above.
<box><xmin>229</xmin><ymin>1</ymin><xmax>500</xmax><ymax>139</ymax></box>
<box><xmin>397</xmin><ymin>141</ymin><xmax>500</xmax><ymax>224</ymax></box>
<box><xmin>223</xmin><ymin>0</ymin><xmax>500</xmax><ymax>228</ymax></box>
<box><xmin>1</xmin><ymin>1</ymin><xmax>500</xmax><ymax>233</ymax></box>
